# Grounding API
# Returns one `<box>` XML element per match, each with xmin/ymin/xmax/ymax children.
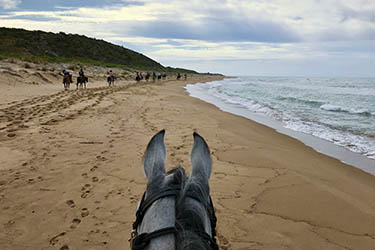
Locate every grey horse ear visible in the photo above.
<box><xmin>190</xmin><ymin>132</ymin><xmax>212</xmax><ymax>181</ymax></box>
<box><xmin>143</xmin><ymin>130</ymin><xmax>166</xmax><ymax>181</ymax></box>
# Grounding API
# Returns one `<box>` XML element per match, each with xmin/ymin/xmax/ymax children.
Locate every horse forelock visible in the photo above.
<box><xmin>145</xmin><ymin>166</ymin><xmax>186</xmax><ymax>199</ymax></box>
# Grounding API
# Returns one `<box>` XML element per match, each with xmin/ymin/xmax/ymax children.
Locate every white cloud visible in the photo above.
<box><xmin>0</xmin><ymin>0</ymin><xmax>21</xmax><ymax>9</ymax></box>
<box><xmin>3</xmin><ymin>0</ymin><xmax>374</xmax><ymax>42</ymax></box>
<box><xmin>0</xmin><ymin>0</ymin><xmax>374</xmax><ymax>76</ymax></box>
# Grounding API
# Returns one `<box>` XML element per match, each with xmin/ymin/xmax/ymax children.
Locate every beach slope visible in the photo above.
<box><xmin>0</xmin><ymin>68</ymin><xmax>374</xmax><ymax>250</ymax></box>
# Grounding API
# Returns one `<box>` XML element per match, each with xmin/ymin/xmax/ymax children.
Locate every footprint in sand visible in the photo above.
<box><xmin>90</xmin><ymin>166</ymin><xmax>98</xmax><ymax>172</ymax></box>
<box><xmin>96</xmin><ymin>155</ymin><xmax>107</xmax><ymax>161</ymax></box>
<box><xmin>66</xmin><ymin>200</ymin><xmax>75</xmax><ymax>208</ymax></box>
<box><xmin>81</xmin><ymin>184</ymin><xmax>91</xmax><ymax>198</ymax></box>
<box><xmin>49</xmin><ymin>232</ymin><xmax>66</xmax><ymax>245</ymax></box>
<box><xmin>70</xmin><ymin>218</ymin><xmax>81</xmax><ymax>229</ymax></box>
<box><xmin>7</xmin><ymin>133</ymin><xmax>16</xmax><ymax>137</ymax></box>
<box><xmin>60</xmin><ymin>245</ymin><xmax>70</xmax><ymax>250</ymax></box>
<box><xmin>217</xmin><ymin>232</ymin><xmax>230</xmax><ymax>250</ymax></box>
<box><xmin>81</xmin><ymin>208</ymin><xmax>89</xmax><ymax>217</ymax></box>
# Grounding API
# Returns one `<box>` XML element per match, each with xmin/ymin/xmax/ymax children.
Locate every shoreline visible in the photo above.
<box><xmin>185</xmin><ymin>80</ymin><xmax>375</xmax><ymax>176</ymax></box>
<box><xmin>0</xmin><ymin>73</ymin><xmax>374</xmax><ymax>250</ymax></box>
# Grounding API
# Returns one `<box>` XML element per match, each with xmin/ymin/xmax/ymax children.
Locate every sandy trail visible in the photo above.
<box><xmin>0</xmin><ymin>65</ymin><xmax>374</xmax><ymax>250</ymax></box>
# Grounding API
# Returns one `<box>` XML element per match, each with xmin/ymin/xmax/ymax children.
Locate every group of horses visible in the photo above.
<box><xmin>63</xmin><ymin>71</ymin><xmax>188</xmax><ymax>90</ymax></box>
<box><xmin>136</xmin><ymin>72</ymin><xmax>168</xmax><ymax>83</ymax></box>
<box><xmin>62</xmin><ymin>74</ymin><xmax>88</xmax><ymax>90</ymax></box>
<box><xmin>135</xmin><ymin>72</ymin><xmax>187</xmax><ymax>83</ymax></box>
<box><xmin>63</xmin><ymin>73</ymin><xmax>111</xmax><ymax>90</ymax></box>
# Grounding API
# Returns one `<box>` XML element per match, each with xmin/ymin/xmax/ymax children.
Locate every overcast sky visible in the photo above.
<box><xmin>0</xmin><ymin>0</ymin><xmax>374</xmax><ymax>76</ymax></box>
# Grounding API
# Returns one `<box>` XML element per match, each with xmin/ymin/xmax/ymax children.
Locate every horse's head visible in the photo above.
<box><xmin>131</xmin><ymin>130</ymin><xmax>218</xmax><ymax>250</ymax></box>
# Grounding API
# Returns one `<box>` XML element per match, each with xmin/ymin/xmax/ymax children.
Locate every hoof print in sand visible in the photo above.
<box><xmin>60</xmin><ymin>245</ymin><xmax>70</xmax><ymax>250</ymax></box>
<box><xmin>49</xmin><ymin>232</ymin><xmax>66</xmax><ymax>245</ymax></box>
<box><xmin>90</xmin><ymin>166</ymin><xmax>98</xmax><ymax>172</ymax></box>
<box><xmin>7</xmin><ymin>133</ymin><xmax>16</xmax><ymax>137</ymax></box>
<box><xmin>81</xmin><ymin>184</ymin><xmax>91</xmax><ymax>198</ymax></box>
<box><xmin>81</xmin><ymin>208</ymin><xmax>89</xmax><ymax>217</ymax></box>
<box><xmin>66</xmin><ymin>200</ymin><xmax>75</xmax><ymax>208</ymax></box>
<box><xmin>70</xmin><ymin>218</ymin><xmax>81</xmax><ymax>229</ymax></box>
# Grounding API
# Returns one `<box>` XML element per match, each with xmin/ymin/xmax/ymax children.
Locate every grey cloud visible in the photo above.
<box><xmin>292</xmin><ymin>16</ymin><xmax>303</xmax><ymax>21</ymax></box>
<box><xmin>0</xmin><ymin>0</ymin><xmax>143</xmax><ymax>12</ymax></box>
<box><xmin>125</xmin><ymin>15</ymin><xmax>300</xmax><ymax>43</ymax></box>
<box><xmin>340</xmin><ymin>6</ymin><xmax>375</xmax><ymax>23</ymax></box>
<box><xmin>1</xmin><ymin>14</ymin><xmax>60</xmax><ymax>21</ymax></box>
<box><xmin>319</xmin><ymin>27</ymin><xmax>375</xmax><ymax>41</ymax></box>
<box><xmin>312</xmin><ymin>40</ymin><xmax>375</xmax><ymax>54</ymax></box>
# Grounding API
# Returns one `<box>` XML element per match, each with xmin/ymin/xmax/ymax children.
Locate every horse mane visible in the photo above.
<box><xmin>176</xmin><ymin>177</ymin><xmax>212</xmax><ymax>250</ymax></box>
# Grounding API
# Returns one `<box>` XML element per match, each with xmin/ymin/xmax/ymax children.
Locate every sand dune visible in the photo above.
<box><xmin>0</xmin><ymin>60</ymin><xmax>374</xmax><ymax>250</ymax></box>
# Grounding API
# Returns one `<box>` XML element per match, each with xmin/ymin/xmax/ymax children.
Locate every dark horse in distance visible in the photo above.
<box><xmin>107</xmin><ymin>75</ymin><xmax>115</xmax><ymax>87</ymax></box>
<box><xmin>76</xmin><ymin>75</ymin><xmax>88</xmax><ymax>89</ymax></box>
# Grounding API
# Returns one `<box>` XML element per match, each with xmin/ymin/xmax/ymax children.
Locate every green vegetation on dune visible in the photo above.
<box><xmin>0</xmin><ymin>27</ymin><xmax>198</xmax><ymax>74</ymax></box>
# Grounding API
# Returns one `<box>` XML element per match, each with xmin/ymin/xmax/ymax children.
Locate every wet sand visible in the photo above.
<box><xmin>0</xmin><ymin>61</ymin><xmax>374</xmax><ymax>250</ymax></box>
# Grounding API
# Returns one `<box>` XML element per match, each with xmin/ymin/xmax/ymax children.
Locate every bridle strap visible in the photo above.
<box><xmin>131</xmin><ymin>227</ymin><xmax>177</xmax><ymax>250</ymax></box>
<box><xmin>131</xmin><ymin>185</ymin><xmax>219</xmax><ymax>250</ymax></box>
<box><xmin>132</xmin><ymin>185</ymin><xmax>181</xmax><ymax>231</ymax></box>
<box><xmin>131</xmin><ymin>185</ymin><xmax>181</xmax><ymax>250</ymax></box>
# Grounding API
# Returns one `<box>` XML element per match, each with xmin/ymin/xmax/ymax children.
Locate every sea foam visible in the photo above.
<box><xmin>186</xmin><ymin>76</ymin><xmax>375</xmax><ymax>163</ymax></box>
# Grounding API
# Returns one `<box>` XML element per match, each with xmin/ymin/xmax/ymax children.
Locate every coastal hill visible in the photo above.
<box><xmin>0</xmin><ymin>27</ymin><xmax>196</xmax><ymax>73</ymax></box>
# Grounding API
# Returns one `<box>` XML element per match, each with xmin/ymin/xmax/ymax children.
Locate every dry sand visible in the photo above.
<box><xmin>0</xmin><ymin>61</ymin><xmax>374</xmax><ymax>250</ymax></box>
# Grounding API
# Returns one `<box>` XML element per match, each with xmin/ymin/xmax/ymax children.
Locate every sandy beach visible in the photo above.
<box><xmin>0</xmin><ymin>61</ymin><xmax>374</xmax><ymax>250</ymax></box>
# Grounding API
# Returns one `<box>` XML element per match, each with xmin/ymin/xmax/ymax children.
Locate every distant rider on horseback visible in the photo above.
<box><xmin>77</xmin><ymin>68</ymin><xmax>88</xmax><ymax>89</ymax></box>
<box><xmin>62</xmin><ymin>69</ymin><xmax>72</xmax><ymax>90</ymax></box>
<box><xmin>107</xmin><ymin>70</ymin><xmax>115</xmax><ymax>86</ymax></box>
<box><xmin>109</xmin><ymin>70</ymin><xmax>114</xmax><ymax>80</ymax></box>
<box><xmin>63</xmin><ymin>69</ymin><xmax>69</xmax><ymax>77</ymax></box>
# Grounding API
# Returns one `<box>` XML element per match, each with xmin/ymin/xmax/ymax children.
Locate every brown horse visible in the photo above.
<box><xmin>63</xmin><ymin>74</ymin><xmax>72</xmax><ymax>90</ymax></box>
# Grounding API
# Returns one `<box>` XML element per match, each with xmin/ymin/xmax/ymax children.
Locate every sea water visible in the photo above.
<box><xmin>186</xmin><ymin>76</ymin><xmax>375</xmax><ymax>173</ymax></box>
